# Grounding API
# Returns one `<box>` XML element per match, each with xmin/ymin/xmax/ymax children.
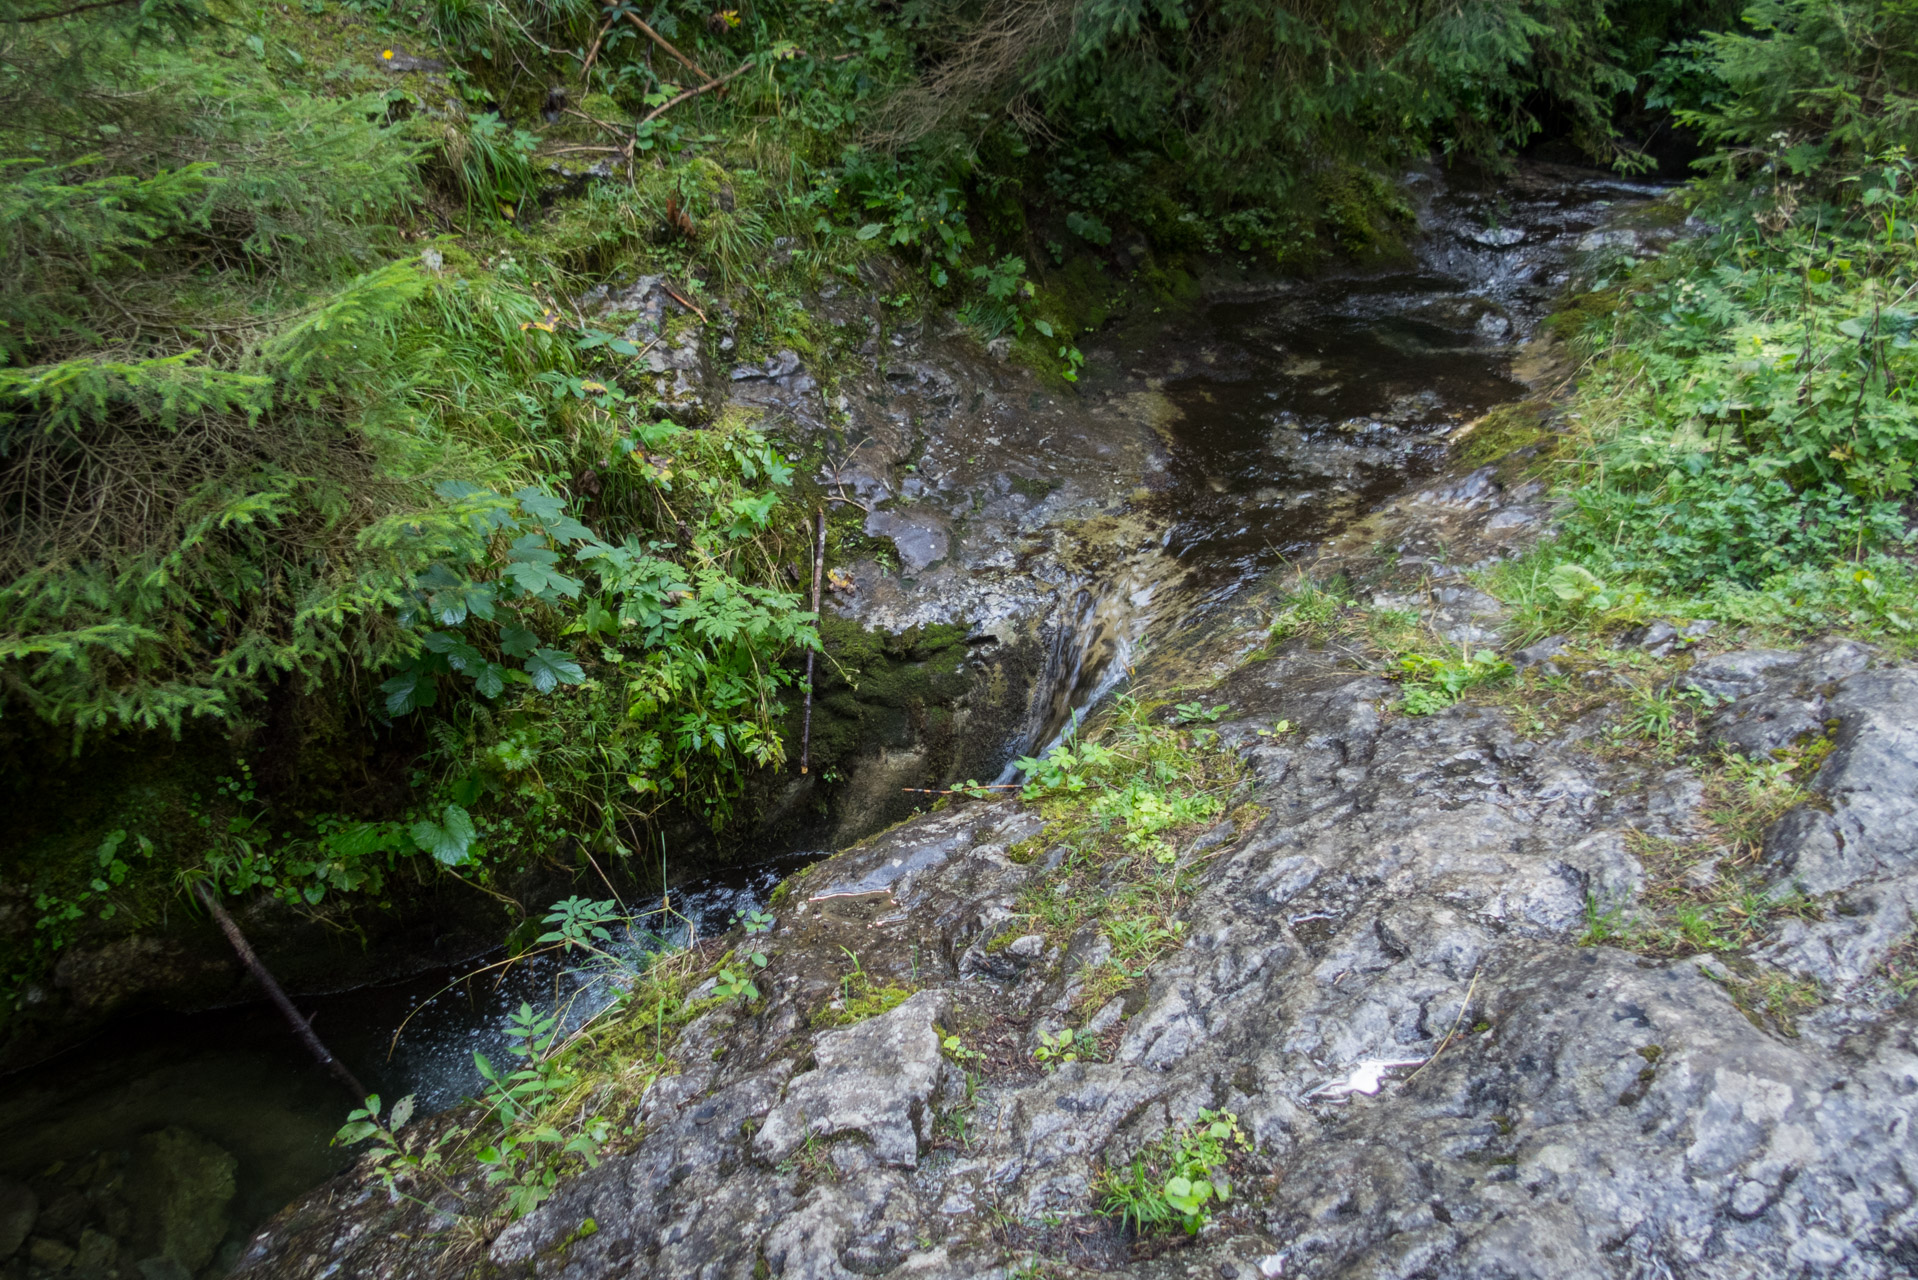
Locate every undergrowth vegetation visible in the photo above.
<box><xmin>1006</xmin><ymin>694</ymin><xmax>1250</xmax><ymax>1022</ymax></box>
<box><xmin>1485</xmin><ymin>0</ymin><xmax>1918</xmax><ymax>647</ymax></box>
<box><xmin>334</xmin><ymin>893</ymin><xmax>737</xmax><ymax>1224</ymax></box>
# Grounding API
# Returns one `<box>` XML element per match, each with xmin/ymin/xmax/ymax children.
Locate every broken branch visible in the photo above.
<box><xmin>621</xmin><ymin>10</ymin><xmax>710</xmax><ymax>82</ymax></box>
<box><xmin>635</xmin><ymin>59</ymin><xmax>755</xmax><ymax>129</ymax></box>
<box><xmin>195</xmin><ymin>879</ymin><xmax>369</xmax><ymax>1101</ymax></box>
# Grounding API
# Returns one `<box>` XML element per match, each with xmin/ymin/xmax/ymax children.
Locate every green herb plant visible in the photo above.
<box><xmin>1097</xmin><ymin>1109</ymin><xmax>1250</xmax><ymax>1236</ymax></box>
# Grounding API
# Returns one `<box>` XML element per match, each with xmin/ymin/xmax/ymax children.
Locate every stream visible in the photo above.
<box><xmin>0</xmin><ymin>163</ymin><xmax>1668</xmax><ymax>1274</ymax></box>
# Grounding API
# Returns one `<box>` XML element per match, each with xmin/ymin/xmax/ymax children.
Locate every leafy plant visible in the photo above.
<box><xmin>1397</xmin><ymin>648</ymin><xmax>1516</xmax><ymax>715</ymax></box>
<box><xmin>1033</xmin><ymin>1026</ymin><xmax>1080</xmax><ymax>1071</ymax></box>
<box><xmin>1097</xmin><ymin>1109</ymin><xmax>1249</xmax><ymax>1236</ymax></box>
<box><xmin>539</xmin><ymin>897</ymin><xmax>625</xmax><ymax>954</ymax></box>
<box><xmin>713</xmin><ymin>964</ymin><xmax>763</xmax><ymax>1004</ymax></box>
<box><xmin>473</xmin><ymin>1003</ymin><xmax>610</xmax><ymax>1217</ymax></box>
<box><xmin>734</xmin><ymin>907</ymin><xmax>777</xmax><ymax>935</ymax></box>
<box><xmin>332</xmin><ymin>1094</ymin><xmax>448</xmax><ymax>1202</ymax></box>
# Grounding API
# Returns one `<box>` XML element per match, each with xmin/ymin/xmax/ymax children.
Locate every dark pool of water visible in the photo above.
<box><xmin>0</xmin><ymin>853</ymin><xmax>816</xmax><ymax>1265</ymax></box>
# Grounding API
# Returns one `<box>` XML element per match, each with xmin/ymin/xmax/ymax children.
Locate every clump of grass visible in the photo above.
<box><xmin>1096</xmin><ymin>1109</ymin><xmax>1250</xmax><ymax>1236</ymax></box>
<box><xmin>1265</xmin><ymin>576</ymin><xmax>1355</xmax><ymax>642</ymax></box>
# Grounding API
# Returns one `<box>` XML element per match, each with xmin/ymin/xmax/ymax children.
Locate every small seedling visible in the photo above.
<box><xmin>713</xmin><ymin>965</ymin><xmax>761</xmax><ymax>1003</ymax></box>
<box><xmin>734</xmin><ymin>907</ymin><xmax>776</xmax><ymax>935</ymax></box>
<box><xmin>1034</xmin><ymin>1027</ymin><xmax>1080</xmax><ymax>1071</ymax></box>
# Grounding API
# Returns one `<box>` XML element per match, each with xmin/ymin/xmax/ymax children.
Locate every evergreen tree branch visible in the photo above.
<box><xmin>5</xmin><ymin>0</ymin><xmax>141</xmax><ymax>24</ymax></box>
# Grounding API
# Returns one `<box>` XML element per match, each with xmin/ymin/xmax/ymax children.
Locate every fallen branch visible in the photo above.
<box><xmin>800</xmin><ymin>506</ymin><xmax>826</xmax><ymax>774</ymax></box>
<box><xmin>621</xmin><ymin>10</ymin><xmax>710</xmax><ymax>82</ymax></box>
<box><xmin>636</xmin><ymin>58</ymin><xmax>754</xmax><ymax>129</ymax></box>
<box><xmin>194</xmin><ymin>880</ymin><xmax>369</xmax><ymax>1101</ymax></box>
<box><xmin>901</xmin><ymin>783</ymin><xmax>1022</xmax><ymax>795</ymax></box>
<box><xmin>579</xmin><ymin>15</ymin><xmax>615</xmax><ymax>79</ymax></box>
<box><xmin>661</xmin><ymin>280</ymin><xmax>707</xmax><ymax>322</ymax></box>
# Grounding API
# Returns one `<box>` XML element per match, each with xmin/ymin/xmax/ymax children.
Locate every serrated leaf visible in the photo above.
<box><xmin>856</xmin><ymin>222</ymin><xmax>885</xmax><ymax>240</ymax></box>
<box><xmin>388</xmin><ymin>1094</ymin><xmax>416</xmax><ymax>1131</ymax></box>
<box><xmin>498</xmin><ymin>624</ymin><xmax>539</xmax><ymax>658</ymax></box>
<box><xmin>525</xmin><ymin>647</ymin><xmax>585</xmax><ymax>693</ymax></box>
<box><xmin>514</xmin><ymin>487</ymin><xmax>567</xmax><ymax>523</ymax></box>
<box><xmin>541</xmin><ymin>514</ymin><xmax>595</xmax><ymax>543</ymax></box>
<box><xmin>475</xmin><ymin>662</ymin><xmax>507</xmax><ymax>698</ymax></box>
<box><xmin>380</xmin><ymin>668</ymin><xmax>436</xmax><ymax>716</ymax></box>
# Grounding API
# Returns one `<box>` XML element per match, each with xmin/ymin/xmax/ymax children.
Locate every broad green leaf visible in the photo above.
<box><xmin>525</xmin><ymin>647</ymin><xmax>585</xmax><ymax>693</ymax></box>
<box><xmin>410</xmin><ymin>803</ymin><xmax>476</xmax><ymax>865</ymax></box>
<box><xmin>498</xmin><ymin>624</ymin><xmax>540</xmax><ymax>658</ymax></box>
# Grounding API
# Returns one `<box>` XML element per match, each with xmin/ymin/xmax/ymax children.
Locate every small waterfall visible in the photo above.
<box><xmin>996</xmin><ymin>559</ymin><xmax>1172</xmax><ymax>782</ymax></box>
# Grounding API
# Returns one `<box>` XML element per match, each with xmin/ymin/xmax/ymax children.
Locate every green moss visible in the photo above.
<box><xmin>810</xmin><ymin>980</ymin><xmax>914</xmax><ymax>1028</ymax></box>
<box><xmin>784</xmin><ymin>614</ymin><xmax>973</xmax><ymax>777</ymax></box>
<box><xmin>1456</xmin><ymin>400</ymin><xmax>1555</xmax><ymax>469</ymax></box>
<box><xmin>1312</xmin><ymin>165</ymin><xmax>1415</xmax><ymax>262</ymax></box>
<box><xmin>1137</xmin><ymin>258</ymin><xmax>1203</xmax><ymax>308</ymax></box>
<box><xmin>1544</xmin><ymin>287</ymin><xmax>1624</xmax><ymax>347</ymax></box>
<box><xmin>1005</xmin><ymin>836</ymin><xmax>1045</xmax><ymax>864</ymax></box>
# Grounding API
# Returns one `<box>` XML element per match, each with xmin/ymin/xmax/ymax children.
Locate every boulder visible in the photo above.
<box><xmin>126</xmin><ymin>1127</ymin><xmax>237</xmax><ymax>1274</ymax></box>
<box><xmin>0</xmin><ymin>1180</ymin><xmax>35</xmax><ymax>1260</ymax></box>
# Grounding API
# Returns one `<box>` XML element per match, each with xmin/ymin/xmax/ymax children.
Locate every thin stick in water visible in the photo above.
<box><xmin>194</xmin><ymin>880</ymin><xmax>370</xmax><ymax>1101</ymax></box>
<box><xmin>800</xmin><ymin>506</ymin><xmax>826</xmax><ymax>773</ymax></box>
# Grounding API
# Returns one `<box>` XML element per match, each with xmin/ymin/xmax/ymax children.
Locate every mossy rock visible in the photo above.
<box><xmin>1456</xmin><ymin>400</ymin><xmax>1556</xmax><ymax>471</ymax></box>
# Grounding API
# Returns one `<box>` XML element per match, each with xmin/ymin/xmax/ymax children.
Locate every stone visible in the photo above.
<box><xmin>136</xmin><ymin>1258</ymin><xmax>193</xmax><ymax>1280</ymax></box>
<box><xmin>0</xmin><ymin>1180</ymin><xmax>35</xmax><ymax>1260</ymax></box>
<box><xmin>1763</xmin><ymin>669</ymin><xmax>1918</xmax><ymax>895</ymax></box>
<box><xmin>1621</xmin><ymin>619</ymin><xmax>1680</xmax><ymax>654</ymax></box>
<box><xmin>1704</xmin><ymin>689</ymin><xmax>1827</xmax><ymax>758</ymax></box>
<box><xmin>27</xmin><ymin>1236</ymin><xmax>75</xmax><ymax>1270</ymax></box>
<box><xmin>1678</xmin><ymin>648</ymin><xmax>1801</xmax><ymax>702</ymax></box>
<box><xmin>752</xmin><ymin>990</ymin><xmax>951</xmax><ymax>1168</ymax></box>
<box><xmin>74</xmin><ymin>1226</ymin><xmax>117</xmax><ymax>1275</ymax></box>
<box><xmin>863</xmin><ymin>508</ymin><xmax>952</xmax><ymax>575</ymax></box>
<box><xmin>1510</xmin><ymin>633</ymin><xmax>1566</xmax><ymax>670</ymax></box>
<box><xmin>126</xmin><ymin>1127</ymin><xmax>237</xmax><ymax>1274</ymax></box>
<box><xmin>237</xmin><ymin>645</ymin><xmax>1918</xmax><ymax>1280</ymax></box>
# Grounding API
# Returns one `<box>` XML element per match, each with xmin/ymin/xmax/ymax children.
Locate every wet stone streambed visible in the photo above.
<box><xmin>0</xmin><ymin>164</ymin><xmax>1679</xmax><ymax>1279</ymax></box>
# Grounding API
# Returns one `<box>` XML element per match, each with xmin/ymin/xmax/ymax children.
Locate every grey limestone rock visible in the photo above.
<box><xmin>244</xmin><ymin>646</ymin><xmax>1918</xmax><ymax>1280</ymax></box>
<box><xmin>752</xmin><ymin>990</ymin><xmax>952</xmax><ymax>1168</ymax></box>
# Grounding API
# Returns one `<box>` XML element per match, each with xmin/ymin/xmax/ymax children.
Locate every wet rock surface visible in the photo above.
<box><xmin>236</xmin><ymin>578</ymin><xmax>1918</xmax><ymax>1276</ymax></box>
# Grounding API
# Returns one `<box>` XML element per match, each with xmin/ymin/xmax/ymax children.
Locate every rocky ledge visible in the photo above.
<box><xmin>236</xmin><ymin>600</ymin><xmax>1918</xmax><ymax>1278</ymax></box>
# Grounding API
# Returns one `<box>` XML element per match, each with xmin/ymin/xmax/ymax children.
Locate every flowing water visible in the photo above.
<box><xmin>0</xmin><ymin>164</ymin><xmax>1669</xmax><ymax>1263</ymax></box>
<box><xmin>1013</xmin><ymin>162</ymin><xmax>1671</xmax><ymax>733</ymax></box>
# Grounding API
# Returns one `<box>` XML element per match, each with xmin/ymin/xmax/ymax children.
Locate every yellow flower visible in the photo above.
<box><xmin>382</xmin><ymin>49</ymin><xmax>394</xmax><ymax>59</ymax></box>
